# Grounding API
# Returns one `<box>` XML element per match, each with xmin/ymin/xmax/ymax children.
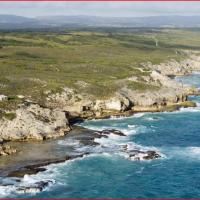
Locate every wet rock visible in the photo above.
<box><xmin>8</xmin><ymin>167</ymin><xmax>46</xmax><ymax>178</ymax></box>
<box><xmin>8</xmin><ymin>153</ymin><xmax>90</xmax><ymax>178</ymax></box>
<box><xmin>120</xmin><ymin>144</ymin><xmax>128</xmax><ymax>151</ymax></box>
<box><xmin>16</xmin><ymin>180</ymin><xmax>54</xmax><ymax>194</ymax></box>
<box><xmin>80</xmin><ymin>139</ymin><xmax>100</xmax><ymax>146</ymax></box>
<box><xmin>128</xmin><ymin>150</ymin><xmax>161</xmax><ymax>161</ymax></box>
<box><xmin>143</xmin><ymin>150</ymin><xmax>161</xmax><ymax>160</ymax></box>
<box><xmin>0</xmin><ymin>177</ymin><xmax>21</xmax><ymax>186</ymax></box>
<box><xmin>98</xmin><ymin>129</ymin><xmax>126</xmax><ymax>137</ymax></box>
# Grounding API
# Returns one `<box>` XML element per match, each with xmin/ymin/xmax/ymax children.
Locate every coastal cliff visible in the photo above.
<box><xmin>45</xmin><ymin>53</ymin><xmax>200</xmax><ymax>119</ymax></box>
<box><xmin>0</xmin><ymin>53</ymin><xmax>199</xmax><ymax>144</ymax></box>
<box><xmin>0</xmin><ymin>103</ymin><xmax>71</xmax><ymax>142</ymax></box>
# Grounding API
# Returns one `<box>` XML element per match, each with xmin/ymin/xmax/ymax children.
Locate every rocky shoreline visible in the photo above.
<box><xmin>0</xmin><ymin>52</ymin><xmax>200</xmax><ymax>195</ymax></box>
<box><xmin>0</xmin><ymin>126</ymin><xmax>163</xmax><ymax>195</ymax></box>
<box><xmin>0</xmin><ymin>53</ymin><xmax>199</xmax><ymax>153</ymax></box>
<box><xmin>0</xmin><ymin>53</ymin><xmax>199</xmax><ymax>142</ymax></box>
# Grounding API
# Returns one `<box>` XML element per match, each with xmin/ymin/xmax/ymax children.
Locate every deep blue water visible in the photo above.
<box><xmin>1</xmin><ymin>74</ymin><xmax>200</xmax><ymax>198</ymax></box>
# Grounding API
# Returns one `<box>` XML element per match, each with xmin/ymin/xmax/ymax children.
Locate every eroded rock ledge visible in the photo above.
<box><xmin>0</xmin><ymin>53</ymin><xmax>200</xmax><ymax>143</ymax></box>
<box><xmin>45</xmin><ymin>70</ymin><xmax>198</xmax><ymax>121</ymax></box>
<box><xmin>0</xmin><ymin>103</ymin><xmax>71</xmax><ymax>142</ymax></box>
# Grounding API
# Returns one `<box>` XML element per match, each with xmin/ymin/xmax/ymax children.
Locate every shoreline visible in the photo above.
<box><xmin>0</xmin><ymin>126</ymin><xmax>93</xmax><ymax>177</ymax></box>
<box><xmin>1</xmin><ymin>96</ymin><xmax>199</xmax><ymax>178</ymax></box>
<box><xmin>0</xmin><ymin>124</ymin><xmax>163</xmax><ymax>195</ymax></box>
<box><xmin>0</xmin><ymin>54</ymin><xmax>200</xmax><ymax>143</ymax></box>
<box><xmin>0</xmin><ymin>55</ymin><xmax>200</xmax><ymax>195</ymax></box>
<box><xmin>0</xmin><ymin>65</ymin><xmax>200</xmax><ymax>146</ymax></box>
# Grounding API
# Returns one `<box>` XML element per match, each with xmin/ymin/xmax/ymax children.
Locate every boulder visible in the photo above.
<box><xmin>97</xmin><ymin>129</ymin><xmax>126</xmax><ymax>137</ymax></box>
<box><xmin>128</xmin><ymin>150</ymin><xmax>161</xmax><ymax>161</ymax></box>
<box><xmin>143</xmin><ymin>150</ymin><xmax>161</xmax><ymax>160</ymax></box>
<box><xmin>16</xmin><ymin>180</ymin><xmax>54</xmax><ymax>194</ymax></box>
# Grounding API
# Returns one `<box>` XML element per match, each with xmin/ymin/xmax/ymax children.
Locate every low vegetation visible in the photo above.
<box><xmin>0</xmin><ymin>28</ymin><xmax>200</xmax><ymax>109</ymax></box>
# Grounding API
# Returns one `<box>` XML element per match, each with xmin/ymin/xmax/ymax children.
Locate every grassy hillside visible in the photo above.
<box><xmin>0</xmin><ymin>28</ymin><xmax>200</xmax><ymax>109</ymax></box>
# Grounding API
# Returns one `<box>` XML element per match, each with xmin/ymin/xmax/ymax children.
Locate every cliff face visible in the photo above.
<box><xmin>148</xmin><ymin>53</ymin><xmax>200</xmax><ymax>76</ymax></box>
<box><xmin>45</xmin><ymin>65</ymin><xmax>199</xmax><ymax>120</ymax></box>
<box><xmin>0</xmin><ymin>53</ymin><xmax>199</xmax><ymax>142</ymax></box>
<box><xmin>0</xmin><ymin>104</ymin><xmax>70</xmax><ymax>141</ymax></box>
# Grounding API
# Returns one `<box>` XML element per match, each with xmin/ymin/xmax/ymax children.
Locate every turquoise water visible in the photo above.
<box><xmin>2</xmin><ymin>74</ymin><xmax>200</xmax><ymax>198</ymax></box>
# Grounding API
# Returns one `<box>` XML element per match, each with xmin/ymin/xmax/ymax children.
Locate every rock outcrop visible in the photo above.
<box><xmin>0</xmin><ymin>144</ymin><xmax>17</xmax><ymax>156</ymax></box>
<box><xmin>128</xmin><ymin>150</ymin><xmax>161</xmax><ymax>161</ymax></box>
<box><xmin>0</xmin><ymin>103</ymin><xmax>71</xmax><ymax>141</ymax></box>
<box><xmin>148</xmin><ymin>53</ymin><xmax>200</xmax><ymax>76</ymax></box>
<box><xmin>0</xmin><ymin>53</ymin><xmax>200</xmax><ymax>142</ymax></box>
<box><xmin>16</xmin><ymin>180</ymin><xmax>55</xmax><ymax>194</ymax></box>
<box><xmin>95</xmin><ymin>129</ymin><xmax>126</xmax><ymax>137</ymax></box>
<box><xmin>43</xmin><ymin>54</ymin><xmax>200</xmax><ymax>120</ymax></box>
<box><xmin>94</xmin><ymin>129</ymin><xmax>162</xmax><ymax>161</ymax></box>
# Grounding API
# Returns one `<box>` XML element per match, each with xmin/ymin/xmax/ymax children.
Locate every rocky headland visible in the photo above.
<box><xmin>0</xmin><ymin>52</ymin><xmax>200</xmax><ymax>144</ymax></box>
<box><xmin>44</xmin><ymin>53</ymin><xmax>200</xmax><ymax>122</ymax></box>
<box><xmin>0</xmin><ymin>52</ymin><xmax>199</xmax><ymax>195</ymax></box>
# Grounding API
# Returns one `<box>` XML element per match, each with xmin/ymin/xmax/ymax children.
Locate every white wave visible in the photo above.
<box><xmin>144</xmin><ymin>116</ymin><xmax>162</xmax><ymax>121</ymax></box>
<box><xmin>160</xmin><ymin>146</ymin><xmax>200</xmax><ymax>160</ymax></box>
<box><xmin>192</xmin><ymin>71</ymin><xmax>200</xmax><ymax>75</ymax></box>
<box><xmin>84</xmin><ymin>115</ymin><xmax>133</xmax><ymax>122</ymax></box>
<box><xmin>0</xmin><ymin>174</ymin><xmax>55</xmax><ymax>197</ymax></box>
<box><xmin>89</xmin><ymin>125</ymin><xmax>147</xmax><ymax>148</ymax></box>
<box><xmin>81</xmin><ymin>112</ymin><xmax>145</xmax><ymax>126</ymax></box>
<box><xmin>118</xmin><ymin>146</ymin><xmax>165</xmax><ymax>162</ymax></box>
<box><xmin>135</xmin><ymin>167</ymin><xmax>145</xmax><ymax>174</ymax></box>
<box><xmin>180</xmin><ymin>147</ymin><xmax>200</xmax><ymax>158</ymax></box>
<box><xmin>160</xmin><ymin>104</ymin><xmax>200</xmax><ymax>114</ymax></box>
<box><xmin>127</xmin><ymin>124</ymin><xmax>136</xmax><ymax>128</ymax></box>
<box><xmin>82</xmin><ymin>122</ymin><xmax>148</xmax><ymax>137</ymax></box>
<box><xmin>0</xmin><ymin>152</ymin><xmax>93</xmax><ymax>197</ymax></box>
<box><xmin>145</xmin><ymin>117</ymin><xmax>155</xmax><ymax>121</ymax></box>
<box><xmin>179</xmin><ymin>106</ymin><xmax>200</xmax><ymax>112</ymax></box>
<box><xmin>0</xmin><ymin>184</ymin><xmax>16</xmax><ymax>197</ymax></box>
<box><xmin>94</xmin><ymin>136</ymin><xmax>128</xmax><ymax>151</ymax></box>
<box><xmin>58</xmin><ymin>138</ymin><xmax>80</xmax><ymax>147</ymax></box>
<box><xmin>187</xmin><ymin>147</ymin><xmax>200</xmax><ymax>155</ymax></box>
<box><xmin>133</xmin><ymin>113</ymin><xmax>146</xmax><ymax>118</ymax></box>
<box><xmin>79</xmin><ymin>125</ymin><xmax>107</xmax><ymax>132</ymax></box>
<box><xmin>110</xmin><ymin>115</ymin><xmax>132</xmax><ymax>120</ymax></box>
<box><xmin>83</xmin><ymin>152</ymin><xmax>114</xmax><ymax>159</ymax></box>
<box><xmin>196</xmin><ymin>102</ymin><xmax>200</xmax><ymax>107</ymax></box>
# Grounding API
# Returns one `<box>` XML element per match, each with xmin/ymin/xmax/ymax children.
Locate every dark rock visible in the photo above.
<box><xmin>7</xmin><ymin>153</ymin><xmax>91</xmax><ymax>178</ymax></box>
<box><xmin>128</xmin><ymin>150</ymin><xmax>161</xmax><ymax>161</ymax></box>
<box><xmin>121</xmin><ymin>144</ymin><xmax>128</xmax><ymax>151</ymax></box>
<box><xmin>0</xmin><ymin>177</ymin><xmax>21</xmax><ymax>186</ymax></box>
<box><xmin>98</xmin><ymin>129</ymin><xmax>126</xmax><ymax>137</ymax></box>
<box><xmin>70</xmin><ymin>153</ymin><xmax>90</xmax><ymax>160</ymax></box>
<box><xmin>16</xmin><ymin>180</ymin><xmax>54</xmax><ymax>194</ymax></box>
<box><xmin>143</xmin><ymin>150</ymin><xmax>161</xmax><ymax>160</ymax></box>
<box><xmin>8</xmin><ymin>167</ymin><xmax>46</xmax><ymax>178</ymax></box>
<box><xmin>79</xmin><ymin>138</ymin><xmax>100</xmax><ymax>146</ymax></box>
